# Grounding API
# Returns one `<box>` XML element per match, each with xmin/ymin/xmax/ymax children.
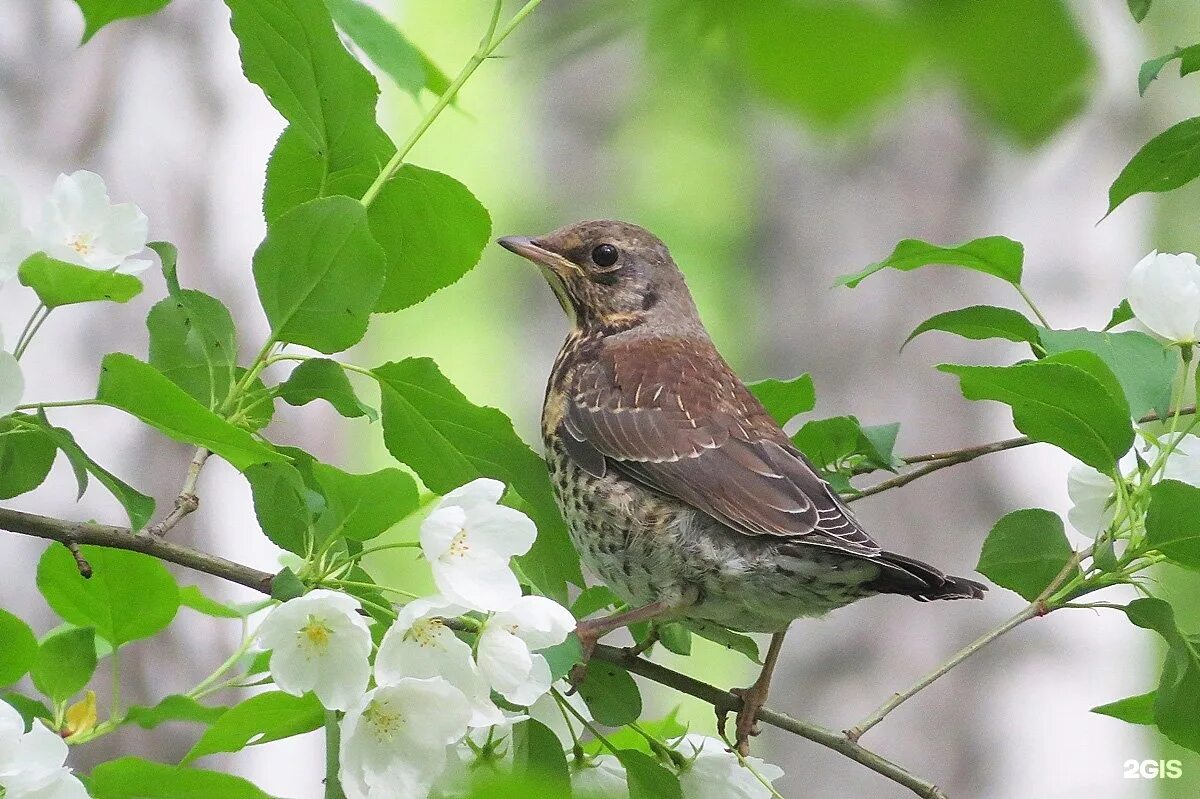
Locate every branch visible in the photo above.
<box><xmin>592</xmin><ymin>645</ymin><xmax>948</xmax><ymax>799</ymax></box>
<box><xmin>844</xmin><ymin>546</ymin><xmax>1088</xmax><ymax>741</ymax></box>
<box><xmin>0</xmin><ymin>506</ymin><xmax>274</xmax><ymax>594</ymax></box>
<box><xmin>847</xmin><ymin>405</ymin><xmax>1197</xmax><ymax>503</ymax></box>
<box><xmin>0</xmin><ymin>504</ymin><xmax>946</xmax><ymax>798</ymax></box>
<box><xmin>147</xmin><ymin>447</ymin><xmax>211</xmax><ymax>537</ymax></box>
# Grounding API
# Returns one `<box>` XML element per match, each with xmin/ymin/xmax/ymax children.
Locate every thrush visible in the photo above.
<box><xmin>498</xmin><ymin>220</ymin><xmax>985</xmax><ymax>754</ymax></box>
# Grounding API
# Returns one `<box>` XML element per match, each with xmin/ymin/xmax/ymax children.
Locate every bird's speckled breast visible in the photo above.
<box><xmin>545</xmin><ymin>436</ymin><xmax>882</xmax><ymax>633</ymax></box>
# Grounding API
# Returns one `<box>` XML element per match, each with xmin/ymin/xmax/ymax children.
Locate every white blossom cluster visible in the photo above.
<box><xmin>0</xmin><ymin>171</ymin><xmax>151</xmax><ymax>417</ymax></box>
<box><xmin>255</xmin><ymin>478</ymin><xmax>785</xmax><ymax>799</ymax></box>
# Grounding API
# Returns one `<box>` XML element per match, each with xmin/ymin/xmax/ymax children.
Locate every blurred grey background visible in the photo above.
<box><xmin>1</xmin><ymin>1</ymin><xmax>1198</xmax><ymax>797</ymax></box>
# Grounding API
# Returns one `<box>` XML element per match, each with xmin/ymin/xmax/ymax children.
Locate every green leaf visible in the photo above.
<box><xmin>976</xmin><ymin>509</ymin><xmax>1077</xmax><ymax>600</ymax></box>
<box><xmin>680</xmin><ymin>619</ymin><xmax>761</xmax><ymax>663</ymax></box>
<box><xmin>368</xmin><ymin>165</ymin><xmax>491</xmax><ymax>312</ymax></box>
<box><xmin>512</xmin><ymin>720</ymin><xmax>570</xmax><ymax>795</ymax></box>
<box><xmin>904</xmin><ymin>305</ymin><xmax>1039</xmax><ymax>350</ymax></box>
<box><xmin>656</xmin><ymin>622</ymin><xmax>692</xmax><ymax>656</ymax></box>
<box><xmin>792</xmin><ymin>416</ymin><xmax>900</xmax><ymax>473</ymax></box>
<box><xmin>90</xmin><ymin>757</ymin><xmax>276</xmax><ymax>799</ymax></box>
<box><xmin>938</xmin><ymin>356</ymin><xmax>1134</xmax><ymax>472</ymax></box>
<box><xmin>278</xmin><ymin>358</ymin><xmax>377</xmax><ymax>420</ymax></box>
<box><xmin>178</xmin><ymin>586</ymin><xmax>244</xmax><ymax>620</ymax></box>
<box><xmin>372</xmin><ymin>357</ymin><xmax>582</xmax><ymax>598</ymax></box>
<box><xmin>911</xmin><ymin>0</ymin><xmax>1093</xmax><ymax>146</ymax></box>
<box><xmin>540</xmin><ymin>636</ymin><xmax>584</xmax><ymax>682</ymax></box>
<box><xmin>838</xmin><ymin>236</ymin><xmax>1023</xmax><ymax>288</ymax></box>
<box><xmin>578</xmin><ymin>660</ymin><xmax>642</xmax><ymax>726</ymax></box>
<box><xmin>1121</xmin><ymin>598</ymin><xmax>1200</xmax><ymax>753</ymax></box>
<box><xmin>1145</xmin><ymin>480</ymin><xmax>1200</xmax><ymax>569</ymax></box>
<box><xmin>324</xmin><ymin>0</ymin><xmax>424</xmax><ymax>97</ymax></box>
<box><xmin>18</xmin><ymin>253</ymin><xmax>142</xmax><ymax>307</ymax></box>
<box><xmin>1</xmin><ymin>692</ymin><xmax>52</xmax><ymax>728</ymax></box>
<box><xmin>96</xmin><ymin>353</ymin><xmax>283</xmax><ymax>470</ymax></box>
<box><xmin>1091</xmin><ymin>691</ymin><xmax>1156</xmax><ymax>725</ymax></box>
<box><xmin>0</xmin><ymin>610</ymin><xmax>38</xmax><ymax>686</ymax></box>
<box><xmin>71</xmin><ymin>0</ymin><xmax>171</xmax><ymax>42</ymax></box>
<box><xmin>182</xmin><ymin>690</ymin><xmax>324</xmax><ymax>763</ymax></box>
<box><xmin>252</xmin><ymin>196</ymin><xmax>386</xmax><ymax>354</ymax></box>
<box><xmin>148</xmin><ymin>241</ymin><xmax>180</xmax><ymax>292</ymax></box>
<box><xmin>1128</xmin><ymin>0</ymin><xmax>1152</xmax><ymax>23</ymax></box>
<box><xmin>125</xmin><ymin>695</ymin><xmax>228</xmax><ymax>729</ymax></box>
<box><xmin>37</xmin><ymin>544</ymin><xmax>180</xmax><ymax>646</ymax></box>
<box><xmin>1105</xmin><ymin>299</ymin><xmax>1134</xmax><ymax>331</ymax></box>
<box><xmin>746</xmin><ymin>373</ymin><xmax>815</xmax><ymax>425</ymax></box>
<box><xmin>792</xmin><ymin>416</ymin><xmax>861</xmax><ymax>470</ymax></box>
<box><xmin>0</xmin><ymin>416</ymin><xmax>57</xmax><ymax>499</ymax></box>
<box><xmin>722</xmin><ymin>0</ymin><xmax>920</xmax><ymax>128</ymax></box>
<box><xmin>147</xmin><ymin>290</ymin><xmax>238</xmax><ymax>411</ymax></box>
<box><xmin>1138</xmin><ymin>45</ymin><xmax>1200</xmax><ymax>95</ymax></box>
<box><xmin>618</xmin><ymin>749</ymin><xmax>683</xmax><ymax>799</ymax></box>
<box><xmin>1039</xmin><ymin>328</ymin><xmax>1176</xmax><ymax>420</ymax></box>
<box><xmin>269</xmin><ymin>567</ymin><xmax>306</xmax><ymax>602</ymax></box>
<box><xmin>1109</xmin><ymin>117</ymin><xmax>1200</xmax><ymax>215</ymax></box>
<box><xmin>245</xmin><ymin>461</ymin><xmax>315</xmax><ymax>555</ymax></box>
<box><xmin>227</xmin><ymin>0</ymin><xmax>395</xmax><ymax>222</ymax></box>
<box><xmin>28</xmin><ymin>412</ymin><xmax>155</xmax><ymax>529</ymax></box>
<box><xmin>31</xmin><ymin>627</ymin><xmax>97</xmax><ymax>704</ymax></box>
<box><xmin>585</xmin><ymin>710</ymin><xmax>686</xmax><ymax>756</ymax></box>
<box><xmin>311</xmin><ymin>464</ymin><xmax>418</xmax><ymax>542</ymax></box>
<box><xmin>570</xmin><ymin>586</ymin><xmax>620</xmax><ymax>619</ymax></box>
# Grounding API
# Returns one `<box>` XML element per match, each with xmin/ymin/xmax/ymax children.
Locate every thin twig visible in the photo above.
<box><xmin>849</xmin><ymin>405</ymin><xmax>1197</xmax><ymax>502</ymax></box>
<box><xmin>593</xmin><ymin>645</ymin><xmax>948</xmax><ymax>799</ymax></box>
<box><xmin>844</xmin><ymin>547</ymin><xmax>1089</xmax><ymax>741</ymax></box>
<box><xmin>65</xmin><ymin>541</ymin><xmax>92</xmax><ymax>577</ymax></box>
<box><xmin>147</xmin><ymin>448</ymin><xmax>211</xmax><ymax>536</ymax></box>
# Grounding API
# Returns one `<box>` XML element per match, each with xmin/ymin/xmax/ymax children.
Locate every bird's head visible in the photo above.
<box><xmin>498</xmin><ymin>220</ymin><xmax>702</xmax><ymax>334</ymax></box>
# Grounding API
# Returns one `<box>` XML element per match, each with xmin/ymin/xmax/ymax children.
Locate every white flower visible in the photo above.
<box><xmin>255</xmin><ymin>589</ymin><xmax>371</xmax><ymax>711</ymax></box>
<box><xmin>0</xmin><ymin>328</ymin><xmax>23</xmax><ymax>418</ymax></box>
<box><xmin>476</xmin><ymin>595</ymin><xmax>575</xmax><ymax>706</ymax></box>
<box><xmin>572</xmin><ymin>754</ymin><xmax>629</xmax><ymax>799</ymax></box>
<box><xmin>528</xmin><ymin>683</ymin><xmax>591</xmax><ymax>748</ymax></box>
<box><xmin>420</xmin><ymin>478</ymin><xmax>537</xmax><ymax>612</ymax></box>
<box><xmin>0</xmin><ymin>179</ymin><xmax>31</xmax><ymax>282</ymax></box>
<box><xmin>1126</xmin><ymin>250</ymin><xmax>1200</xmax><ymax>344</ymax></box>
<box><xmin>375</xmin><ymin>595</ymin><xmax>504</xmax><ymax>728</ymax></box>
<box><xmin>1163</xmin><ymin>434</ymin><xmax>1200</xmax><ymax>487</ymax></box>
<box><xmin>339</xmin><ymin>677</ymin><xmax>471</xmax><ymax>799</ymax></box>
<box><xmin>1066</xmin><ymin>463</ymin><xmax>1120</xmax><ymax>537</ymax></box>
<box><xmin>675</xmin><ymin>735</ymin><xmax>784</xmax><ymax>799</ymax></box>
<box><xmin>0</xmin><ymin>702</ymin><xmax>88</xmax><ymax>799</ymax></box>
<box><xmin>34</xmin><ymin>171</ymin><xmax>149</xmax><ymax>274</ymax></box>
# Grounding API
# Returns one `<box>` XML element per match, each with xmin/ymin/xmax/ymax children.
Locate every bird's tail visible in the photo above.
<box><xmin>868</xmin><ymin>551</ymin><xmax>987</xmax><ymax>601</ymax></box>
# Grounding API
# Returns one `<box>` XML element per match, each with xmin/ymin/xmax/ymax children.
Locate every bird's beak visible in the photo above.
<box><xmin>496</xmin><ymin>235</ymin><xmax>583</xmax><ymax>278</ymax></box>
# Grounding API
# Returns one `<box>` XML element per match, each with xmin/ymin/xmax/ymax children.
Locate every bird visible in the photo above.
<box><xmin>498</xmin><ymin>220</ymin><xmax>985</xmax><ymax>755</ymax></box>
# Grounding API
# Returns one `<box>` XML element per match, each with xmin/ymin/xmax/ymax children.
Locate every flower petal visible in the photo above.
<box><xmin>437</xmin><ymin>478</ymin><xmax>505</xmax><ymax>515</ymax></box>
<box><xmin>0</xmin><ymin>349</ymin><xmax>25</xmax><ymax>418</ymax></box>
<box><xmin>420</xmin><ymin>506</ymin><xmax>467</xmax><ymax>561</ymax></box>
<box><xmin>477</xmin><ymin>626</ymin><xmax>533</xmax><ymax>696</ymax></box>
<box><xmin>501</xmin><ymin>654</ymin><xmax>552</xmax><ymax>706</ymax></box>
<box><xmin>462</xmin><ymin>504</ymin><xmax>537</xmax><ymax>560</ymax></box>
<box><xmin>491</xmin><ymin>595</ymin><xmax>575</xmax><ymax>650</ymax></box>
<box><xmin>431</xmin><ymin>552</ymin><xmax>522</xmax><ymax>613</ymax></box>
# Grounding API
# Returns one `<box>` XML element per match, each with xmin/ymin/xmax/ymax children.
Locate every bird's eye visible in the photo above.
<box><xmin>590</xmin><ymin>243</ymin><xmax>619</xmax><ymax>268</ymax></box>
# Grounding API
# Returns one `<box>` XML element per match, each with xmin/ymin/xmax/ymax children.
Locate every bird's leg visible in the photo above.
<box><xmin>718</xmin><ymin>628</ymin><xmax>788</xmax><ymax>756</ymax></box>
<box><xmin>569</xmin><ymin>599</ymin><xmax>674</xmax><ymax>689</ymax></box>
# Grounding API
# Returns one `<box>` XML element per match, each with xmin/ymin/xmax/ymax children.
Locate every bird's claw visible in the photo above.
<box><xmin>728</xmin><ymin>686</ymin><xmax>766</xmax><ymax>756</ymax></box>
<box><xmin>568</xmin><ymin>623</ymin><xmax>600</xmax><ymax>694</ymax></box>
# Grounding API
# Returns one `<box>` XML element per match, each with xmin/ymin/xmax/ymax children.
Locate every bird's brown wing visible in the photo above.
<box><xmin>560</xmin><ymin>338</ymin><xmax>880</xmax><ymax>555</ymax></box>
